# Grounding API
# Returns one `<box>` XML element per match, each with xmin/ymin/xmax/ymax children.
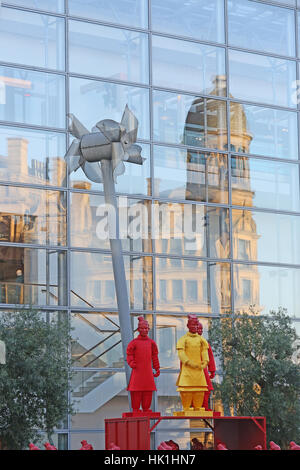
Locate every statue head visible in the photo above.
<box><xmin>137</xmin><ymin>316</ymin><xmax>150</xmax><ymax>337</ymax></box>
<box><xmin>197</xmin><ymin>321</ymin><xmax>203</xmax><ymax>336</ymax></box>
<box><xmin>187</xmin><ymin>314</ymin><xmax>199</xmax><ymax>334</ymax></box>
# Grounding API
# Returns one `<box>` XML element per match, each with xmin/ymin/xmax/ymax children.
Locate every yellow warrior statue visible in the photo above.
<box><xmin>176</xmin><ymin>314</ymin><xmax>209</xmax><ymax>412</ymax></box>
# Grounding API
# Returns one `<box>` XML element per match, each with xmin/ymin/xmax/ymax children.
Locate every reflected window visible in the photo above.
<box><xmin>71</xmin><ymin>252</ymin><xmax>152</xmax><ymax>310</ymax></box>
<box><xmin>69</xmin><ymin>21</ymin><xmax>149</xmax><ymax>84</ymax></box>
<box><xmin>152</xmin><ymin>35</ymin><xmax>226</xmax><ymax>95</ymax></box>
<box><xmin>153</xmin><ymin>90</ymin><xmax>227</xmax><ymax>150</ymax></box>
<box><xmin>153</xmin><ymin>145</ymin><xmax>228</xmax><ymax>204</ymax></box>
<box><xmin>151</xmin><ymin>0</ymin><xmax>224</xmax><ymax>43</ymax></box>
<box><xmin>230</xmin><ymin>103</ymin><xmax>298</xmax><ymax>160</ymax></box>
<box><xmin>4</xmin><ymin>1</ymin><xmax>65</xmax><ymax>13</ymax></box>
<box><xmin>0</xmin><ymin>185</ymin><xmax>66</xmax><ymax>246</ymax></box>
<box><xmin>233</xmin><ymin>209</ymin><xmax>300</xmax><ymax>265</ymax></box>
<box><xmin>70</xmin><ymin>193</ymin><xmax>152</xmax><ymax>252</ymax></box>
<box><xmin>68</xmin><ymin>0</ymin><xmax>148</xmax><ymax>29</ymax></box>
<box><xmin>69</xmin><ymin>77</ymin><xmax>149</xmax><ymax>140</ymax></box>
<box><xmin>0</xmin><ymin>126</ymin><xmax>66</xmax><ymax>186</ymax></box>
<box><xmin>155</xmin><ymin>257</ymin><xmax>231</xmax><ymax>314</ymax></box>
<box><xmin>228</xmin><ymin>0</ymin><xmax>295</xmax><ymax>57</ymax></box>
<box><xmin>0</xmin><ymin>246</ymin><xmax>67</xmax><ymax>306</ymax></box>
<box><xmin>231</xmin><ymin>156</ymin><xmax>300</xmax><ymax>212</ymax></box>
<box><xmin>0</xmin><ymin>65</ymin><xmax>66</xmax><ymax>128</ymax></box>
<box><xmin>229</xmin><ymin>50</ymin><xmax>296</xmax><ymax>108</ymax></box>
<box><xmin>154</xmin><ymin>201</ymin><xmax>229</xmax><ymax>259</ymax></box>
<box><xmin>0</xmin><ymin>8</ymin><xmax>65</xmax><ymax>70</ymax></box>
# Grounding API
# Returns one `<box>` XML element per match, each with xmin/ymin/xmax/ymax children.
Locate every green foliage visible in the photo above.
<box><xmin>208</xmin><ymin>309</ymin><xmax>300</xmax><ymax>449</ymax></box>
<box><xmin>0</xmin><ymin>309</ymin><xmax>73</xmax><ymax>450</ymax></box>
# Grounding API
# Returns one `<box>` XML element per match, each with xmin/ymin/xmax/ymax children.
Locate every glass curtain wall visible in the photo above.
<box><xmin>0</xmin><ymin>0</ymin><xmax>299</xmax><ymax>449</ymax></box>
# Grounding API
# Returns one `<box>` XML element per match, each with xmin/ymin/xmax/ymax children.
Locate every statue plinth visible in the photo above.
<box><xmin>122</xmin><ymin>411</ymin><xmax>161</xmax><ymax>418</ymax></box>
<box><xmin>173</xmin><ymin>408</ymin><xmax>214</xmax><ymax>417</ymax></box>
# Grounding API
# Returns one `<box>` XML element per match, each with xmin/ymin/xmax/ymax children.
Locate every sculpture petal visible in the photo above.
<box><xmin>68</xmin><ymin>113</ymin><xmax>89</xmax><ymax>139</ymax></box>
<box><xmin>64</xmin><ymin>139</ymin><xmax>81</xmax><ymax>173</ymax></box>
<box><xmin>120</xmin><ymin>104</ymin><xmax>138</xmax><ymax>145</ymax></box>
<box><xmin>81</xmin><ymin>160</ymin><xmax>103</xmax><ymax>183</ymax></box>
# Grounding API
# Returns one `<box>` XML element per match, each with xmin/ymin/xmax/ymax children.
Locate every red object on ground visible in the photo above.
<box><xmin>157</xmin><ymin>442</ymin><xmax>173</xmax><ymax>450</ymax></box>
<box><xmin>216</xmin><ymin>442</ymin><xmax>228</xmax><ymax>450</ymax></box>
<box><xmin>28</xmin><ymin>443</ymin><xmax>40</xmax><ymax>450</ymax></box>
<box><xmin>80</xmin><ymin>439</ymin><xmax>94</xmax><ymax>450</ymax></box>
<box><xmin>44</xmin><ymin>442</ymin><xmax>57</xmax><ymax>450</ymax></box>
<box><xmin>197</xmin><ymin>322</ymin><xmax>216</xmax><ymax>411</ymax></box>
<box><xmin>269</xmin><ymin>441</ymin><xmax>281</xmax><ymax>450</ymax></box>
<box><xmin>126</xmin><ymin>316</ymin><xmax>160</xmax><ymax>414</ymax></box>
<box><xmin>254</xmin><ymin>445</ymin><xmax>262</xmax><ymax>450</ymax></box>
<box><xmin>108</xmin><ymin>442</ymin><xmax>121</xmax><ymax>450</ymax></box>
<box><xmin>289</xmin><ymin>441</ymin><xmax>300</xmax><ymax>450</ymax></box>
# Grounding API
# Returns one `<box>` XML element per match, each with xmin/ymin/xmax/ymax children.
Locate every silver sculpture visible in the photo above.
<box><xmin>65</xmin><ymin>105</ymin><xmax>144</xmax><ymax>385</ymax></box>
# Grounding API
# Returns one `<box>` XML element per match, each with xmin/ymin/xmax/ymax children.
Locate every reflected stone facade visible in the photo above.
<box><xmin>0</xmin><ymin>0</ymin><xmax>300</xmax><ymax>450</ymax></box>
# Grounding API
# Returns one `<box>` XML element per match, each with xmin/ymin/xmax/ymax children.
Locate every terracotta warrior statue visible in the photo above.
<box><xmin>176</xmin><ymin>314</ymin><xmax>209</xmax><ymax>411</ymax></box>
<box><xmin>126</xmin><ymin>316</ymin><xmax>160</xmax><ymax>413</ymax></box>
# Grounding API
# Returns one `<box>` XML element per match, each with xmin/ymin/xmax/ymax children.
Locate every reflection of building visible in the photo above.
<box><xmin>183</xmin><ymin>77</ymin><xmax>260</xmax><ymax>314</ymax></box>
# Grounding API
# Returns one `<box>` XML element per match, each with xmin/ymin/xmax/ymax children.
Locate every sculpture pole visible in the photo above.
<box><xmin>100</xmin><ymin>159</ymin><xmax>133</xmax><ymax>384</ymax></box>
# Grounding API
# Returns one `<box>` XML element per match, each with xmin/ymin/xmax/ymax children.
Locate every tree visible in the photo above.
<box><xmin>208</xmin><ymin>309</ymin><xmax>300</xmax><ymax>449</ymax></box>
<box><xmin>0</xmin><ymin>309</ymin><xmax>73</xmax><ymax>450</ymax></box>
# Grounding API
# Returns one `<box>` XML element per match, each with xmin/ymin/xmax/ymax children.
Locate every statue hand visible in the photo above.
<box><xmin>153</xmin><ymin>369</ymin><xmax>160</xmax><ymax>377</ymax></box>
<box><xmin>129</xmin><ymin>361</ymin><xmax>137</xmax><ymax>369</ymax></box>
<box><xmin>210</xmin><ymin>371</ymin><xmax>215</xmax><ymax>379</ymax></box>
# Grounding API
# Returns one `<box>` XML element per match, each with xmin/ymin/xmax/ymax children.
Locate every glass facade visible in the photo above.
<box><xmin>1</xmin><ymin>0</ymin><xmax>300</xmax><ymax>449</ymax></box>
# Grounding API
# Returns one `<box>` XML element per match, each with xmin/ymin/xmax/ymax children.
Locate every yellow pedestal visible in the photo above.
<box><xmin>173</xmin><ymin>409</ymin><xmax>214</xmax><ymax>417</ymax></box>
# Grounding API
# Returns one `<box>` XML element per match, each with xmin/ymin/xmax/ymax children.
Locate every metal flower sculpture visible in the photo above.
<box><xmin>65</xmin><ymin>105</ymin><xmax>144</xmax><ymax>183</ymax></box>
<box><xmin>64</xmin><ymin>105</ymin><xmax>145</xmax><ymax>387</ymax></box>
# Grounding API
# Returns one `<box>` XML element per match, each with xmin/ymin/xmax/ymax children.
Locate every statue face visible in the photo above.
<box><xmin>197</xmin><ymin>323</ymin><xmax>203</xmax><ymax>335</ymax></box>
<box><xmin>187</xmin><ymin>319</ymin><xmax>198</xmax><ymax>334</ymax></box>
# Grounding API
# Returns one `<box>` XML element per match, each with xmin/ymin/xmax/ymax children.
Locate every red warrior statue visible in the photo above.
<box><xmin>197</xmin><ymin>321</ymin><xmax>216</xmax><ymax>411</ymax></box>
<box><xmin>126</xmin><ymin>316</ymin><xmax>160</xmax><ymax>414</ymax></box>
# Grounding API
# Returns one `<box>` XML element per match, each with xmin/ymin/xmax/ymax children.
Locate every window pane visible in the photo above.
<box><xmin>152</xmin><ymin>35</ymin><xmax>226</xmax><ymax>95</ymax></box>
<box><xmin>68</xmin><ymin>0</ymin><xmax>148</xmax><ymax>29</ymax></box>
<box><xmin>0</xmin><ymin>186</ymin><xmax>66</xmax><ymax>246</ymax></box>
<box><xmin>69</xmin><ymin>77</ymin><xmax>149</xmax><ymax>140</ymax></box>
<box><xmin>233</xmin><ymin>263</ymin><xmax>300</xmax><ymax>318</ymax></box>
<box><xmin>154</xmin><ymin>202</ymin><xmax>230</xmax><ymax>258</ymax></box>
<box><xmin>71</xmin><ymin>252</ymin><xmax>152</xmax><ymax>310</ymax></box>
<box><xmin>70</xmin><ymin>193</ymin><xmax>152</xmax><ymax>252</ymax></box>
<box><xmin>70</xmin><ymin>143</ymin><xmax>150</xmax><ymax>195</ymax></box>
<box><xmin>155</xmin><ymin>258</ymin><xmax>231</xmax><ymax>314</ymax></box>
<box><xmin>151</xmin><ymin>0</ymin><xmax>224</xmax><ymax>43</ymax></box>
<box><xmin>232</xmin><ymin>209</ymin><xmax>300</xmax><ymax>265</ymax></box>
<box><xmin>4</xmin><ymin>1</ymin><xmax>65</xmax><ymax>13</ymax></box>
<box><xmin>228</xmin><ymin>0</ymin><xmax>295</xmax><ymax>57</ymax></box>
<box><xmin>0</xmin><ymin>246</ymin><xmax>67</xmax><ymax>306</ymax></box>
<box><xmin>153</xmin><ymin>90</ymin><xmax>227</xmax><ymax>150</ymax></box>
<box><xmin>69</xmin><ymin>20</ymin><xmax>148</xmax><ymax>84</ymax></box>
<box><xmin>230</xmin><ymin>102</ymin><xmax>298</xmax><ymax>160</ymax></box>
<box><xmin>232</xmin><ymin>157</ymin><xmax>300</xmax><ymax>212</ymax></box>
<box><xmin>0</xmin><ymin>66</ymin><xmax>66</xmax><ymax>128</ymax></box>
<box><xmin>71</xmin><ymin>313</ymin><xmax>141</xmax><ymax>368</ymax></box>
<box><xmin>0</xmin><ymin>125</ymin><xmax>66</xmax><ymax>186</ymax></box>
<box><xmin>0</xmin><ymin>8</ymin><xmax>65</xmax><ymax>70</ymax></box>
<box><xmin>229</xmin><ymin>50</ymin><xmax>296</xmax><ymax>108</ymax></box>
<box><xmin>153</xmin><ymin>146</ymin><xmax>228</xmax><ymax>204</ymax></box>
